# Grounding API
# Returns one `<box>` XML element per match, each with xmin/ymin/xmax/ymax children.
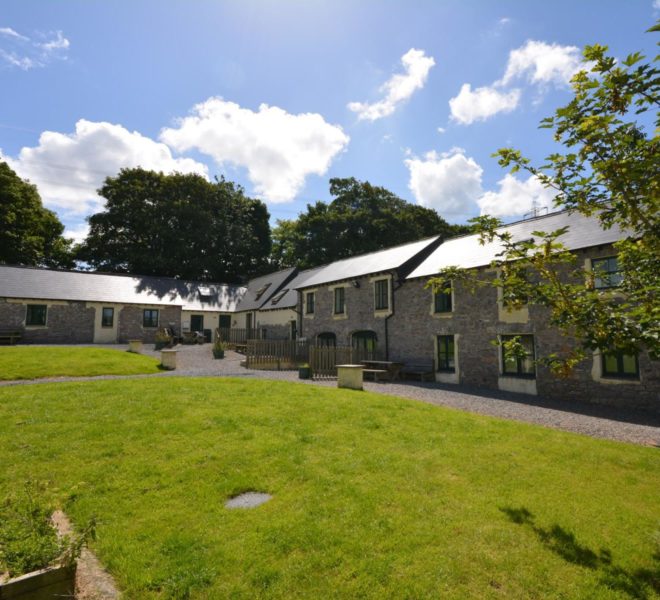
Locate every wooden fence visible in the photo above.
<box><xmin>215</xmin><ymin>327</ymin><xmax>265</xmax><ymax>347</ymax></box>
<box><xmin>309</xmin><ymin>346</ymin><xmax>383</xmax><ymax>380</ymax></box>
<box><xmin>245</xmin><ymin>339</ymin><xmax>309</xmax><ymax>370</ymax></box>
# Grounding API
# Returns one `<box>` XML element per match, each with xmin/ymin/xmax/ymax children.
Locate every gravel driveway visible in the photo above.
<box><xmin>2</xmin><ymin>343</ymin><xmax>659</xmax><ymax>447</ymax></box>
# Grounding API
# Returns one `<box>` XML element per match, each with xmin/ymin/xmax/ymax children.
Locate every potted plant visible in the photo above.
<box><xmin>298</xmin><ymin>363</ymin><xmax>311</xmax><ymax>379</ymax></box>
<box><xmin>154</xmin><ymin>328</ymin><xmax>172</xmax><ymax>350</ymax></box>
<box><xmin>212</xmin><ymin>339</ymin><xmax>227</xmax><ymax>359</ymax></box>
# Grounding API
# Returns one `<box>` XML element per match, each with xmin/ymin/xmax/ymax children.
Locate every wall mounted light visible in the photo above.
<box><xmin>351</xmin><ymin>280</ymin><xmax>360</xmax><ymax>288</ymax></box>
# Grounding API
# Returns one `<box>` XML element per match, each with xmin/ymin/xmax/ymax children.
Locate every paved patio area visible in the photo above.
<box><xmin>1</xmin><ymin>343</ymin><xmax>659</xmax><ymax>446</ymax></box>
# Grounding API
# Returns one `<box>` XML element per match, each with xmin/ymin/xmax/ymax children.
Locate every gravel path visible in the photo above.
<box><xmin>2</xmin><ymin>344</ymin><xmax>658</xmax><ymax>447</ymax></box>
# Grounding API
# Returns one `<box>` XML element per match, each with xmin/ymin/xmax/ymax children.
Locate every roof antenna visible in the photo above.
<box><xmin>523</xmin><ymin>198</ymin><xmax>548</xmax><ymax>220</ymax></box>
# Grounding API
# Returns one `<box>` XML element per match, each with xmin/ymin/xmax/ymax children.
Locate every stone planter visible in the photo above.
<box><xmin>160</xmin><ymin>349</ymin><xmax>177</xmax><ymax>370</ymax></box>
<box><xmin>298</xmin><ymin>366</ymin><xmax>311</xmax><ymax>379</ymax></box>
<box><xmin>337</xmin><ymin>364</ymin><xmax>363</xmax><ymax>390</ymax></box>
<box><xmin>0</xmin><ymin>564</ymin><xmax>76</xmax><ymax>600</ymax></box>
<box><xmin>212</xmin><ymin>349</ymin><xmax>225</xmax><ymax>359</ymax></box>
<box><xmin>128</xmin><ymin>339</ymin><xmax>143</xmax><ymax>353</ymax></box>
<box><xmin>154</xmin><ymin>341</ymin><xmax>169</xmax><ymax>351</ymax></box>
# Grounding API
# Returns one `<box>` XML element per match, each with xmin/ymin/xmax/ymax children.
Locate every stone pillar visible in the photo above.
<box><xmin>337</xmin><ymin>364</ymin><xmax>364</xmax><ymax>390</ymax></box>
<box><xmin>128</xmin><ymin>339</ymin><xmax>143</xmax><ymax>353</ymax></box>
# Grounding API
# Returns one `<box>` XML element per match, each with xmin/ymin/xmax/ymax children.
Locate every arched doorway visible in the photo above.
<box><xmin>351</xmin><ymin>330</ymin><xmax>378</xmax><ymax>359</ymax></box>
<box><xmin>317</xmin><ymin>332</ymin><xmax>337</xmax><ymax>347</ymax></box>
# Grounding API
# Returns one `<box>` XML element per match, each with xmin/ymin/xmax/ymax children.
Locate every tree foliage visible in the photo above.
<box><xmin>77</xmin><ymin>169</ymin><xmax>271</xmax><ymax>282</ymax></box>
<box><xmin>271</xmin><ymin>177</ymin><xmax>470</xmax><ymax>269</ymax></box>
<box><xmin>428</xmin><ymin>36</ymin><xmax>659</xmax><ymax>374</ymax></box>
<box><xmin>0</xmin><ymin>161</ymin><xmax>73</xmax><ymax>268</ymax></box>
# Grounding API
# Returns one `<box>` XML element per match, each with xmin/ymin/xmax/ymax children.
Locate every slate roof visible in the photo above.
<box><xmin>407</xmin><ymin>210</ymin><xmax>628</xmax><ymax>279</ymax></box>
<box><xmin>260</xmin><ymin>265</ymin><xmax>326</xmax><ymax>310</ymax></box>
<box><xmin>233</xmin><ymin>267</ymin><xmax>297</xmax><ymax>312</ymax></box>
<box><xmin>293</xmin><ymin>236</ymin><xmax>441</xmax><ymax>289</ymax></box>
<box><xmin>0</xmin><ymin>265</ymin><xmax>245</xmax><ymax>312</ymax></box>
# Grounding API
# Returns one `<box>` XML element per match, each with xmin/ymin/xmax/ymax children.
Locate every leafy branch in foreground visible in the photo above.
<box><xmin>428</xmin><ymin>34</ymin><xmax>659</xmax><ymax>376</ymax></box>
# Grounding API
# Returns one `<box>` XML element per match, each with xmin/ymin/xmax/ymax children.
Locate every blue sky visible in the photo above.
<box><xmin>1</xmin><ymin>1</ymin><xmax>657</xmax><ymax>241</ymax></box>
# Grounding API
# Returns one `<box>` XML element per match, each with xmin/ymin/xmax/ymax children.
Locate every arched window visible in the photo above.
<box><xmin>317</xmin><ymin>332</ymin><xmax>336</xmax><ymax>347</ymax></box>
<box><xmin>352</xmin><ymin>330</ymin><xmax>378</xmax><ymax>355</ymax></box>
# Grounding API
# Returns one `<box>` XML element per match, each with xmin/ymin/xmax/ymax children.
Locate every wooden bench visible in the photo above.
<box><xmin>0</xmin><ymin>328</ymin><xmax>23</xmax><ymax>345</ymax></box>
<box><xmin>401</xmin><ymin>362</ymin><xmax>435</xmax><ymax>382</ymax></box>
<box><xmin>362</xmin><ymin>368</ymin><xmax>389</xmax><ymax>382</ymax></box>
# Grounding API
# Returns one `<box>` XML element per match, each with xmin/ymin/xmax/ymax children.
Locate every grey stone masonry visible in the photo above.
<box><xmin>0</xmin><ymin>299</ymin><xmax>94</xmax><ymax>343</ymax></box>
<box><xmin>390</xmin><ymin>245</ymin><xmax>659</xmax><ymax>413</ymax></box>
<box><xmin>300</xmin><ymin>273</ymin><xmax>391</xmax><ymax>353</ymax></box>
<box><xmin>117</xmin><ymin>305</ymin><xmax>181</xmax><ymax>343</ymax></box>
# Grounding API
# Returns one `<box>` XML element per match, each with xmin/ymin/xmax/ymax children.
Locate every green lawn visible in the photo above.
<box><xmin>0</xmin><ymin>346</ymin><xmax>161</xmax><ymax>380</ymax></box>
<box><xmin>0</xmin><ymin>378</ymin><xmax>658</xmax><ymax>599</ymax></box>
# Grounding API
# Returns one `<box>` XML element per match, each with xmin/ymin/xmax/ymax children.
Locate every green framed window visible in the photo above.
<box><xmin>437</xmin><ymin>335</ymin><xmax>455</xmax><ymax>372</ymax></box>
<box><xmin>501</xmin><ymin>334</ymin><xmax>536</xmax><ymax>378</ymax></box>
<box><xmin>374</xmin><ymin>279</ymin><xmax>389</xmax><ymax>310</ymax></box>
<box><xmin>26</xmin><ymin>304</ymin><xmax>47</xmax><ymax>326</ymax></box>
<box><xmin>434</xmin><ymin>287</ymin><xmax>452</xmax><ymax>313</ymax></box>
<box><xmin>352</xmin><ymin>330</ymin><xmax>377</xmax><ymax>353</ymax></box>
<box><xmin>601</xmin><ymin>351</ymin><xmax>639</xmax><ymax>379</ymax></box>
<box><xmin>334</xmin><ymin>287</ymin><xmax>345</xmax><ymax>314</ymax></box>
<box><xmin>101</xmin><ymin>307</ymin><xmax>114</xmax><ymax>328</ymax></box>
<box><xmin>305</xmin><ymin>292</ymin><xmax>315</xmax><ymax>315</ymax></box>
<box><xmin>593</xmin><ymin>256</ymin><xmax>622</xmax><ymax>289</ymax></box>
<box><xmin>143</xmin><ymin>309</ymin><xmax>159</xmax><ymax>328</ymax></box>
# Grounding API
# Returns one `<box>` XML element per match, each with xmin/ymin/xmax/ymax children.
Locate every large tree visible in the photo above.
<box><xmin>271</xmin><ymin>177</ymin><xmax>470</xmax><ymax>269</ymax></box>
<box><xmin>429</xmin><ymin>33</ymin><xmax>659</xmax><ymax>374</ymax></box>
<box><xmin>77</xmin><ymin>169</ymin><xmax>271</xmax><ymax>282</ymax></box>
<box><xmin>0</xmin><ymin>161</ymin><xmax>74</xmax><ymax>268</ymax></box>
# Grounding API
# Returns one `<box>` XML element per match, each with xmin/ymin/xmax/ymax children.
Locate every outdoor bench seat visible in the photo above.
<box><xmin>0</xmin><ymin>328</ymin><xmax>23</xmax><ymax>345</ymax></box>
<box><xmin>362</xmin><ymin>368</ymin><xmax>389</xmax><ymax>382</ymax></box>
<box><xmin>401</xmin><ymin>363</ymin><xmax>435</xmax><ymax>382</ymax></box>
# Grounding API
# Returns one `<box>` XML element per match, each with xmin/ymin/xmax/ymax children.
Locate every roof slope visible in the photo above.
<box><xmin>234</xmin><ymin>267</ymin><xmax>297</xmax><ymax>312</ymax></box>
<box><xmin>260</xmin><ymin>265</ymin><xmax>326</xmax><ymax>310</ymax></box>
<box><xmin>0</xmin><ymin>266</ymin><xmax>245</xmax><ymax>312</ymax></box>
<box><xmin>407</xmin><ymin>210</ymin><xmax>628</xmax><ymax>279</ymax></box>
<box><xmin>294</xmin><ymin>236</ymin><xmax>441</xmax><ymax>289</ymax></box>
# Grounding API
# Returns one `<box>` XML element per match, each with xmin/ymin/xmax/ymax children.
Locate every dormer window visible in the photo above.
<box><xmin>270</xmin><ymin>289</ymin><xmax>288</xmax><ymax>305</ymax></box>
<box><xmin>255</xmin><ymin>283</ymin><xmax>271</xmax><ymax>300</ymax></box>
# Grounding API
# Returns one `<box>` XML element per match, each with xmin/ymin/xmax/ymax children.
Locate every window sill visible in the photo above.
<box><xmin>500</xmin><ymin>373</ymin><xmax>536</xmax><ymax>380</ymax></box>
<box><xmin>25</xmin><ymin>325</ymin><xmax>47</xmax><ymax>329</ymax></box>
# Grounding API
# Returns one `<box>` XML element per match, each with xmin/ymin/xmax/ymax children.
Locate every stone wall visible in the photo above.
<box><xmin>117</xmin><ymin>305</ymin><xmax>181</xmax><ymax>343</ymax></box>
<box><xmin>299</xmin><ymin>275</ymin><xmax>390</xmax><ymax>353</ymax></box>
<box><xmin>0</xmin><ymin>299</ymin><xmax>95</xmax><ymax>343</ymax></box>
<box><xmin>390</xmin><ymin>245</ymin><xmax>659</xmax><ymax>412</ymax></box>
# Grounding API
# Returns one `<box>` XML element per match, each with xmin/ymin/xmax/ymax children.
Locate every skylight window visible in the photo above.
<box><xmin>270</xmin><ymin>289</ymin><xmax>288</xmax><ymax>305</ymax></box>
<box><xmin>255</xmin><ymin>283</ymin><xmax>271</xmax><ymax>300</ymax></box>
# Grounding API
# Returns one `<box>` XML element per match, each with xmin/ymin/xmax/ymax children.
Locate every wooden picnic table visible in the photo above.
<box><xmin>361</xmin><ymin>360</ymin><xmax>404</xmax><ymax>382</ymax></box>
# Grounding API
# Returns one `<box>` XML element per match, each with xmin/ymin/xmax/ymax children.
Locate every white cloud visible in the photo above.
<box><xmin>160</xmin><ymin>97</ymin><xmax>349</xmax><ymax>203</ymax></box>
<box><xmin>404</xmin><ymin>149</ymin><xmax>558</xmax><ymax>220</ymax></box>
<box><xmin>499</xmin><ymin>17</ymin><xmax>511</xmax><ymax>26</ymax></box>
<box><xmin>477</xmin><ymin>173</ymin><xmax>556</xmax><ymax>218</ymax></box>
<box><xmin>654</xmin><ymin>0</ymin><xmax>660</xmax><ymax>10</ymax></box>
<box><xmin>499</xmin><ymin>40</ymin><xmax>583</xmax><ymax>87</ymax></box>
<box><xmin>5</xmin><ymin>119</ymin><xmax>208</xmax><ymax>215</ymax></box>
<box><xmin>405</xmin><ymin>148</ymin><xmax>483</xmax><ymax>216</ymax></box>
<box><xmin>63</xmin><ymin>222</ymin><xmax>90</xmax><ymax>244</ymax></box>
<box><xmin>449</xmin><ymin>84</ymin><xmax>521</xmax><ymax>125</ymax></box>
<box><xmin>437</xmin><ymin>127</ymin><xmax>446</xmax><ymax>134</ymax></box>
<box><xmin>0</xmin><ymin>27</ymin><xmax>29</xmax><ymax>41</ymax></box>
<box><xmin>0</xmin><ymin>27</ymin><xmax>70</xmax><ymax>70</ymax></box>
<box><xmin>347</xmin><ymin>48</ymin><xmax>435</xmax><ymax>121</ymax></box>
<box><xmin>40</xmin><ymin>31</ymin><xmax>70</xmax><ymax>53</ymax></box>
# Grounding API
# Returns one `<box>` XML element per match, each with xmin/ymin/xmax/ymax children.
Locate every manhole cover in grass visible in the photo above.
<box><xmin>225</xmin><ymin>492</ymin><xmax>272</xmax><ymax>509</ymax></box>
